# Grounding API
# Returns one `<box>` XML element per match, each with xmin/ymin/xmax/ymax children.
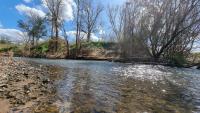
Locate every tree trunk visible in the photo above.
<box><xmin>66</xmin><ymin>40</ymin><xmax>70</xmax><ymax>57</ymax></box>
<box><xmin>87</xmin><ymin>32</ymin><xmax>91</xmax><ymax>42</ymax></box>
<box><xmin>75</xmin><ymin>0</ymin><xmax>80</xmax><ymax>58</ymax></box>
<box><xmin>55</xmin><ymin>19</ymin><xmax>59</xmax><ymax>53</ymax></box>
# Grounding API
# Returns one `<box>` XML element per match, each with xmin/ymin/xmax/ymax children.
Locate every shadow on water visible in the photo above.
<box><xmin>16</xmin><ymin>57</ymin><xmax>200</xmax><ymax>113</ymax></box>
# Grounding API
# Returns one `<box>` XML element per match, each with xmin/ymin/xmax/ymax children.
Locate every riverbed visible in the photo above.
<box><xmin>16</xmin><ymin>58</ymin><xmax>200</xmax><ymax>113</ymax></box>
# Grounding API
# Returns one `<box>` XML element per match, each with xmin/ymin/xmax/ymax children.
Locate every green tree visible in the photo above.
<box><xmin>18</xmin><ymin>16</ymin><xmax>47</xmax><ymax>47</ymax></box>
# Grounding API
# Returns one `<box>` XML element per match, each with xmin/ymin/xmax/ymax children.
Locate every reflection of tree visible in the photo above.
<box><xmin>70</xmin><ymin>68</ymin><xmax>96</xmax><ymax>113</ymax></box>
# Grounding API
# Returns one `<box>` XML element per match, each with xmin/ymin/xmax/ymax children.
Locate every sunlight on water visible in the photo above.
<box><xmin>112</xmin><ymin>65</ymin><xmax>172</xmax><ymax>83</ymax></box>
<box><xmin>15</xmin><ymin>58</ymin><xmax>200</xmax><ymax>113</ymax></box>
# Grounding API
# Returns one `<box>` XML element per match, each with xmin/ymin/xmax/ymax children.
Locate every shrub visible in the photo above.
<box><xmin>169</xmin><ymin>53</ymin><xmax>187</xmax><ymax>67</ymax></box>
<box><xmin>34</xmin><ymin>42</ymin><xmax>49</xmax><ymax>53</ymax></box>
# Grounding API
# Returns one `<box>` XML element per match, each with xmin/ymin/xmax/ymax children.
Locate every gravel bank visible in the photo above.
<box><xmin>0</xmin><ymin>57</ymin><xmax>63</xmax><ymax>113</ymax></box>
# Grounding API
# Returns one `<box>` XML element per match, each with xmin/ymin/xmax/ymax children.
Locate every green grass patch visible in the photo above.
<box><xmin>0</xmin><ymin>43</ymin><xmax>18</xmax><ymax>52</ymax></box>
<box><xmin>0</xmin><ymin>43</ymin><xmax>14</xmax><ymax>49</ymax></box>
<box><xmin>32</xmin><ymin>42</ymin><xmax>49</xmax><ymax>54</ymax></box>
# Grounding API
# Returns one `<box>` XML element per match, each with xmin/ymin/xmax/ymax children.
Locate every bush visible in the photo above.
<box><xmin>0</xmin><ymin>47</ymin><xmax>12</xmax><ymax>52</ymax></box>
<box><xmin>169</xmin><ymin>53</ymin><xmax>187</xmax><ymax>67</ymax></box>
<box><xmin>0</xmin><ymin>45</ymin><xmax>23</xmax><ymax>56</ymax></box>
<box><xmin>12</xmin><ymin>46</ymin><xmax>23</xmax><ymax>56</ymax></box>
<box><xmin>33</xmin><ymin>42</ymin><xmax>49</xmax><ymax>54</ymax></box>
<box><xmin>48</xmin><ymin>38</ymin><xmax>68</xmax><ymax>52</ymax></box>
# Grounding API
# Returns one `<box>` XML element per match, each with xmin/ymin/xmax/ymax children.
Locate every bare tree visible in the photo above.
<box><xmin>108</xmin><ymin>0</ymin><xmax>200</xmax><ymax>61</ymax></box>
<box><xmin>107</xmin><ymin>5</ymin><xmax>125</xmax><ymax>56</ymax></box>
<box><xmin>108</xmin><ymin>2</ymin><xmax>150</xmax><ymax>58</ymax></box>
<box><xmin>61</xmin><ymin>21</ymin><xmax>70</xmax><ymax>56</ymax></box>
<box><xmin>73</xmin><ymin>0</ymin><xmax>103</xmax><ymax>57</ymax></box>
<box><xmin>74</xmin><ymin>0</ymin><xmax>82</xmax><ymax>57</ymax></box>
<box><xmin>140</xmin><ymin>0</ymin><xmax>200</xmax><ymax>59</ymax></box>
<box><xmin>44</xmin><ymin>0</ymin><xmax>64</xmax><ymax>52</ymax></box>
<box><xmin>81</xmin><ymin>0</ymin><xmax>103</xmax><ymax>42</ymax></box>
<box><xmin>107</xmin><ymin>5</ymin><xmax>124</xmax><ymax>42</ymax></box>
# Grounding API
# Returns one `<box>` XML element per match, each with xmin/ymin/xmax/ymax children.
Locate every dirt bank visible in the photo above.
<box><xmin>0</xmin><ymin>57</ymin><xmax>63</xmax><ymax>113</ymax></box>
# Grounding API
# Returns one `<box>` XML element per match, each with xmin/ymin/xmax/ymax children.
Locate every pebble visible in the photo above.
<box><xmin>0</xmin><ymin>57</ymin><xmax>58</xmax><ymax>112</ymax></box>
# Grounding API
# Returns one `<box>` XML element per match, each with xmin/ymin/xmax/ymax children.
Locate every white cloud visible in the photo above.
<box><xmin>42</xmin><ymin>0</ymin><xmax>75</xmax><ymax>21</ymax></box>
<box><xmin>0</xmin><ymin>28</ymin><xmax>46</xmax><ymax>43</ymax></box>
<box><xmin>98</xmin><ymin>26</ymin><xmax>105</xmax><ymax>35</ymax></box>
<box><xmin>0</xmin><ymin>29</ymin><xmax>25</xmax><ymax>42</ymax></box>
<box><xmin>99</xmin><ymin>29</ymin><xmax>105</xmax><ymax>35</ymax></box>
<box><xmin>24</xmin><ymin>0</ymin><xmax>33</xmax><ymax>3</ymax></box>
<box><xmin>66</xmin><ymin>31</ymin><xmax>99</xmax><ymax>43</ymax></box>
<box><xmin>60</xmin><ymin>0</ymin><xmax>75</xmax><ymax>21</ymax></box>
<box><xmin>16</xmin><ymin>4</ymin><xmax>46</xmax><ymax>18</ymax></box>
<box><xmin>16</xmin><ymin>0</ymin><xmax>75</xmax><ymax>21</ymax></box>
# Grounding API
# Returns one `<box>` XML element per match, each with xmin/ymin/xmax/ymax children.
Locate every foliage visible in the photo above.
<box><xmin>0</xmin><ymin>42</ymin><xmax>15</xmax><ymax>52</ymax></box>
<box><xmin>32</xmin><ymin>42</ymin><xmax>49</xmax><ymax>54</ymax></box>
<box><xmin>0</xmin><ymin>42</ymin><xmax>23</xmax><ymax>56</ymax></box>
<box><xmin>18</xmin><ymin>16</ymin><xmax>47</xmax><ymax>46</ymax></box>
<box><xmin>169</xmin><ymin>53</ymin><xmax>187</xmax><ymax>67</ymax></box>
<box><xmin>48</xmin><ymin>38</ymin><xmax>68</xmax><ymax>52</ymax></box>
<box><xmin>0</xmin><ymin>47</ymin><xmax>12</xmax><ymax>52</ymax></box>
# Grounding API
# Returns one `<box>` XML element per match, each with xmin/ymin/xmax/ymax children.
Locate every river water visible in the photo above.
<box><xmin>18</xmin><ymin>58</ymin><xmax>200</xmax><ymax>113</ymax></box>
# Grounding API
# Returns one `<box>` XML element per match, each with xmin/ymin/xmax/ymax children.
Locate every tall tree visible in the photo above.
<box><xmin>61</xmin><ymin>20</ymin><xmax>70</xmax><ymax>56</ymax></box>
<box><xmin>18</xmin><ymin>15</ymin><xmax>47</xmax><ymax>47</ymax></box>
<box><xmin>73</xmin><ymin>0</ymin><xmax>103</xmax><ymax>57</ymax></box>
<box><xmin>108</xmin><ymin>2</ymin><xmax>150</xmax><ymax>57</ymax></box>
<box><xmin>108</xmin><ymin>0</ymin><xmax>200</xmax><ymax>59</ymax></box>
<box><xmin>44</xmin><ymin>0</ymin><xmax>63</xmax><ymax>52</ymax></box>
<box><xmin>74</xmin><ymin>0</ymin><xmax>82</xmax><ymax>57</ymax></box>
<box><xmin>141</xmin><ymin>0</ymin><xmax>200</xmax><ymax>58</ymax></box>
<box><xmin>81</xmin><ymin>0</ymin><xmax>103</xmax><ymax>42</ymax></box>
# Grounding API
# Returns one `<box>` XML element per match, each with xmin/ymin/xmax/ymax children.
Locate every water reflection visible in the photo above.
<box><xmin>16</xmin><ymin>58</ymin><xmax>200</xmax><ymax>113</ymax></box>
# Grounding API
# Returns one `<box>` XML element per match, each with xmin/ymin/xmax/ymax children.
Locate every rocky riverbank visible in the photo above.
<box><xmin>0</xmin><ymin>57</ymin><xmax>63</xmax><ymax>113</ymax></box>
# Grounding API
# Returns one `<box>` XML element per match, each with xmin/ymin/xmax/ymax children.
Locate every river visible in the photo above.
<box><xmin>17</xmin><ymin>58</ymin><xmax>200</xmax><ymax>113</ymax></box>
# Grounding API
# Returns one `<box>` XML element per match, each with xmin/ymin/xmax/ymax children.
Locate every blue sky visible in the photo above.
<box><xmin>0</xmin><ymin>0</ymin><xmax>125</xmax><ymax>42</ymax></box>
<box><xmin>0</xmin><ymin>0</ymin><xmax>22</xmax><ymax>29</ymax></box>
<box><xmin>0</xmin><ymin>0</ymin><xmax>124</xmax><ymax>29</ymax></box>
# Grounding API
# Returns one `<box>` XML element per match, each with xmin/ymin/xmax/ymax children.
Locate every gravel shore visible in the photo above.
<box><xmin>0</xmin><ymin>57</ymin><xmax>62</xmax><ymax>113</ymax></box>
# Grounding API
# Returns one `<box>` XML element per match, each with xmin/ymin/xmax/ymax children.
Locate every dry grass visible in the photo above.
<box><xmin>0</xmin><ymin>44</ymin><xmax>14</xmax><ymax>49</ymax></box>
